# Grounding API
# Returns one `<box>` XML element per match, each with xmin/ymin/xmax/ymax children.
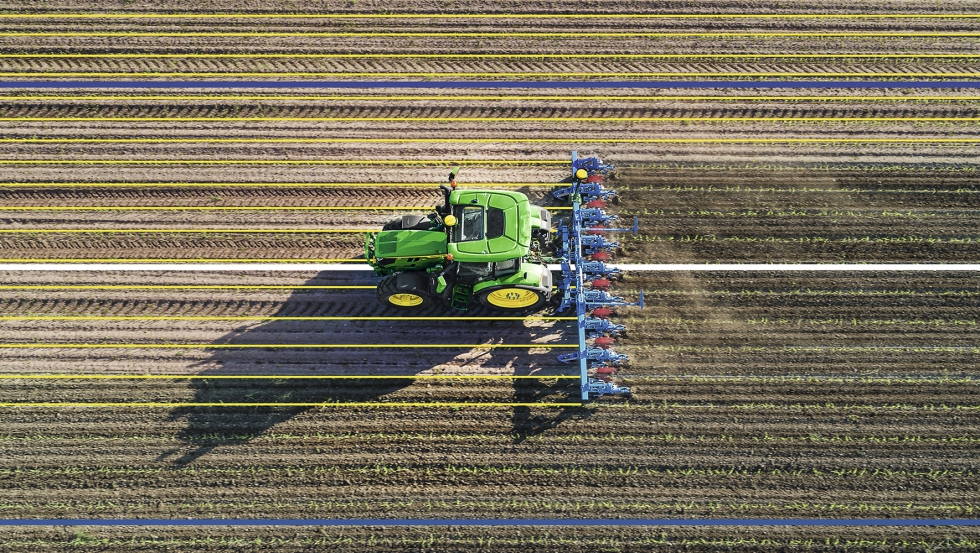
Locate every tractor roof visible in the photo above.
<box><xmin>448</xmin><ymin>189</ymin><xmax>530</xmax><ymax>208</ymax></box>
<box><xmin>447</xmin><ymin>189</ymin><xmax>531</xmax><ymax>262</ymax></box>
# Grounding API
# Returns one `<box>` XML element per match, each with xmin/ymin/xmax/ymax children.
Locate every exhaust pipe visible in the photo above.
<box><xmin>438</xmin><ymin>184</ymin><xmax>453</xmax><ymax>215</ymax></box>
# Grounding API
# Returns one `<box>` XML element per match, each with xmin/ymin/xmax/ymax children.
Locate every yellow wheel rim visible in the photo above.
<box><xmin>486</xmin><ymin>288</ymin><xmax>540</xmax><ymax>308</ymax></box>
<box><xmin>388</xmin><ymin>293</ymin><xmax>424</xmax><ymax>307</ymax></box>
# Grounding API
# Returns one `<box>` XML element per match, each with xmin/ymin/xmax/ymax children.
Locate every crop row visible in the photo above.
<box><xmin>5</xmin><ymin>62</ymin><xmax>980</xmax><ymax>77</ymax></box>
<box><xmin>623</xmin><ymin>209</ymin><xmax>979</xmax><ymax>219</ymax></box>
<box><xmin>0</xmin><ymin>161</ymin><xmax>971</xmax><ymax>175</ymax></box>
<box><xmin>631</xmin><ymin>289</ymin><xmax>980</xmax><ymax>297</ymax></box>
<box><xmin>1</xmin><ymin>122</ymin><xmax>977</xmax><ymax>131</ymax></box>
<box><xmin>4</xmin><ymin>15</ymin><xmax>976</xmax><ymax>25</ymax></box>
<box><xmin>0</xmin><ymin>288</ymin><xmax>973</xmax><ymax>300</ymax></box>
<box><xmin>1</xmin><ymin>37</ymin><xmax>977</xmax><ymax>54</ymax></box>
<box><xmin>632</xmin><ymin>234</ymin><xmax>980</xmax><ymax>243</ymax></box>
<box><xmin>13</xmin><ymin>21</ymin><xmax>975</xmax><ymax>31</ymax></box>
<box><xmin>625</xmin><ymin>185</ymin><xmax>980</xmax><ymax>193</ymax></box>
<box><xmin>4</xmin><ymin>124</ymin><xmax>979</xmax><ymax>134</ymax></box>
<box><xmin>4</xmin><ymin>537</ymin><xmax>979</xmax><ymax>551</ymax></box>
<box><xmin>0</xmin><ymin>146</ymin><xmax>971</xmax><ymax>164</ymax></box>
<box><xmin>2</xmin><ymin>431</ymin><xmax>978</xmax><ymax>448</ymax></box>
<box><xmin>6</xmin><ymin>528</ymin><xmax>980</xmax><ymax>552</ymax></box>
<box><xmin>619</xmin><ymin>162</ymin><xmax>980</xmax><ymax>171</ymax></box>
<box><xmin>626</xmin><ymin>317</ymin><xmax>980</xmax><ymax>327</ymax></box>
<box><xmin>1</xmin><ymin>375</ymin><xmax>974</xmax><ymax>385</ymax></box>
<box><xmin>2</xmin><ymin>459</ymin><xmax>978</xmax><ymax>479</ymax></box>
<box><xmin>2</xmin><ymin>399</ymin><xmax>974</xmax><ymax>411</ymax></box>
<box><xmin>0</xmin><ymin>310</ymin><xmax>970</xmax><ymax>323</ymax></box>
<box><xmin>5</xmin><ymin>530</ymin><xmax>978</xmax><ymax>552</ymax></box>
<box><xmin>0</xmin><ymin>128</ymin><xmax>978</xmax><ymax>140</ymax></box>
<box><xmin>1</xmin><ymin>499</ymin><xmax>976</xmax><ymax>517</ymax></box>
<box><xmin>6</xmin><ymin>104</ymin><xmax>971</xmax><ymax>115</ymax></box>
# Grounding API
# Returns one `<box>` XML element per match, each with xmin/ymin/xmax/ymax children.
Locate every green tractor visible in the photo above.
<box><xmin>365</xmin><ymin>168</ymin><xmax>553</xmax><ymax>311</ymax></box>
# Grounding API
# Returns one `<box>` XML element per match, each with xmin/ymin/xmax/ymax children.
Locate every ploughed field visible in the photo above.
<box><xmin>3</xmin><ymin>1</ymin><xmax>980</xmax><ymax>551</ymax></box>
<box><xmin>3</xmin><ymin>271</ymin><xmax>980</xmax><ymax>547</ymax></box>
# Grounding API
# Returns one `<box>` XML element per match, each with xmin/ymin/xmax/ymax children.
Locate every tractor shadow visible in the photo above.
<box><xmin>510</xmin><ymin>379</ymin><xmax>593</xmax><ymax>443</ymax></box>
<box><xmin>160</xmin><ymin>269</ymin><xmax>588</xmax><ymax>464</ymax></box>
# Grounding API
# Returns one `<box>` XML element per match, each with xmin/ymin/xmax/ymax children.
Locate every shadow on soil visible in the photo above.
<box><xmin>160</xmin><ymin>270</ymin><xmax>589</xmax><ymax>464</ymax></box>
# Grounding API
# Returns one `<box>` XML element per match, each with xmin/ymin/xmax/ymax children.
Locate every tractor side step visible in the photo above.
<box><xmin>450</xmin><ymin>284</ymin><xmax>473</xmax><ymax>311</ymax></box>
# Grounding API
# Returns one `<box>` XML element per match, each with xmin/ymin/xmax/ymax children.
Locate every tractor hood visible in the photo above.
<box><xmin>374</xmin><ymin>229</ymin><xmax>448</xmax><ymax>258</ymax></box>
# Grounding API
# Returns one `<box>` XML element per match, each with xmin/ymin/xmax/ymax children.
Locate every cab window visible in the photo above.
<box><xmin>455</xmin><ymin>206</ymin><xmax>484</xmax><ymax>242</ymax></box>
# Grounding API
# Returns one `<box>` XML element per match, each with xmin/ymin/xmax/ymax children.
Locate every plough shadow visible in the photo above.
<box><xmin>160</xmin><ymin>270</ymin><xmax>590</xmax><ymax>465</ymax></box>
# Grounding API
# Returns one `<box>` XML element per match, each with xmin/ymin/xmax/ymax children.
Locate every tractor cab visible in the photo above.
<box><xmin>444</xmin><ymin>189</ymin><xmax>532</xmax><ymax>262</ymax></box>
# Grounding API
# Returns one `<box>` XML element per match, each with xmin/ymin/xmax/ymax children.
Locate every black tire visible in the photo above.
<box><xmin>382</xmin><ymin>215</ymin><xmax>430</xmax><ymax>231</ymax></box>
<box><xmin>476</xmin><ymin>286</ymin><xmax>548</xmax><ymax>311</ymax></box>
<box><xmin>377</xmin><ymin>272</ymin><xmax>435</xmax><ymax>309</ymax></box>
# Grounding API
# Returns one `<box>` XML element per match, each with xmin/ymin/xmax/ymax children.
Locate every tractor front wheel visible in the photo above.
<box><xmin>477</xmin><ymin>287</ymin><xmax>547</xmax><ymax>311</ymax></box>
<box><xmin>377</xmin><ymin>272</ymin><xmax>435</xmax><ymax>309</ymax></box>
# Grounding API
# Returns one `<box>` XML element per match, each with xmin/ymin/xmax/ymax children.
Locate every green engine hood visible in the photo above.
<box><xmin>374</xmin><ymin>229</ymin><xmax>448</xmax><ymax>258</ymax></box>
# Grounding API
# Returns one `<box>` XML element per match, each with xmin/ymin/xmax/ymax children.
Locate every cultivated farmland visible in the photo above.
<box><xmin>1</xmin><ymin>1</ymin><xmax>980</xmax><ymax>551</ymax></box>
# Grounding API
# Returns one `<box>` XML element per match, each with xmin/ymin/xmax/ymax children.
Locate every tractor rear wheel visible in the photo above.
<box><xmin>476</xmin><ymin>286</ymin><xmax>547</xmax><ymax>311</ymax></box>
<box><xmin>377</xmin><ymin>272</ymin><xmax>435</xmax><ymax>309</ymax></box>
